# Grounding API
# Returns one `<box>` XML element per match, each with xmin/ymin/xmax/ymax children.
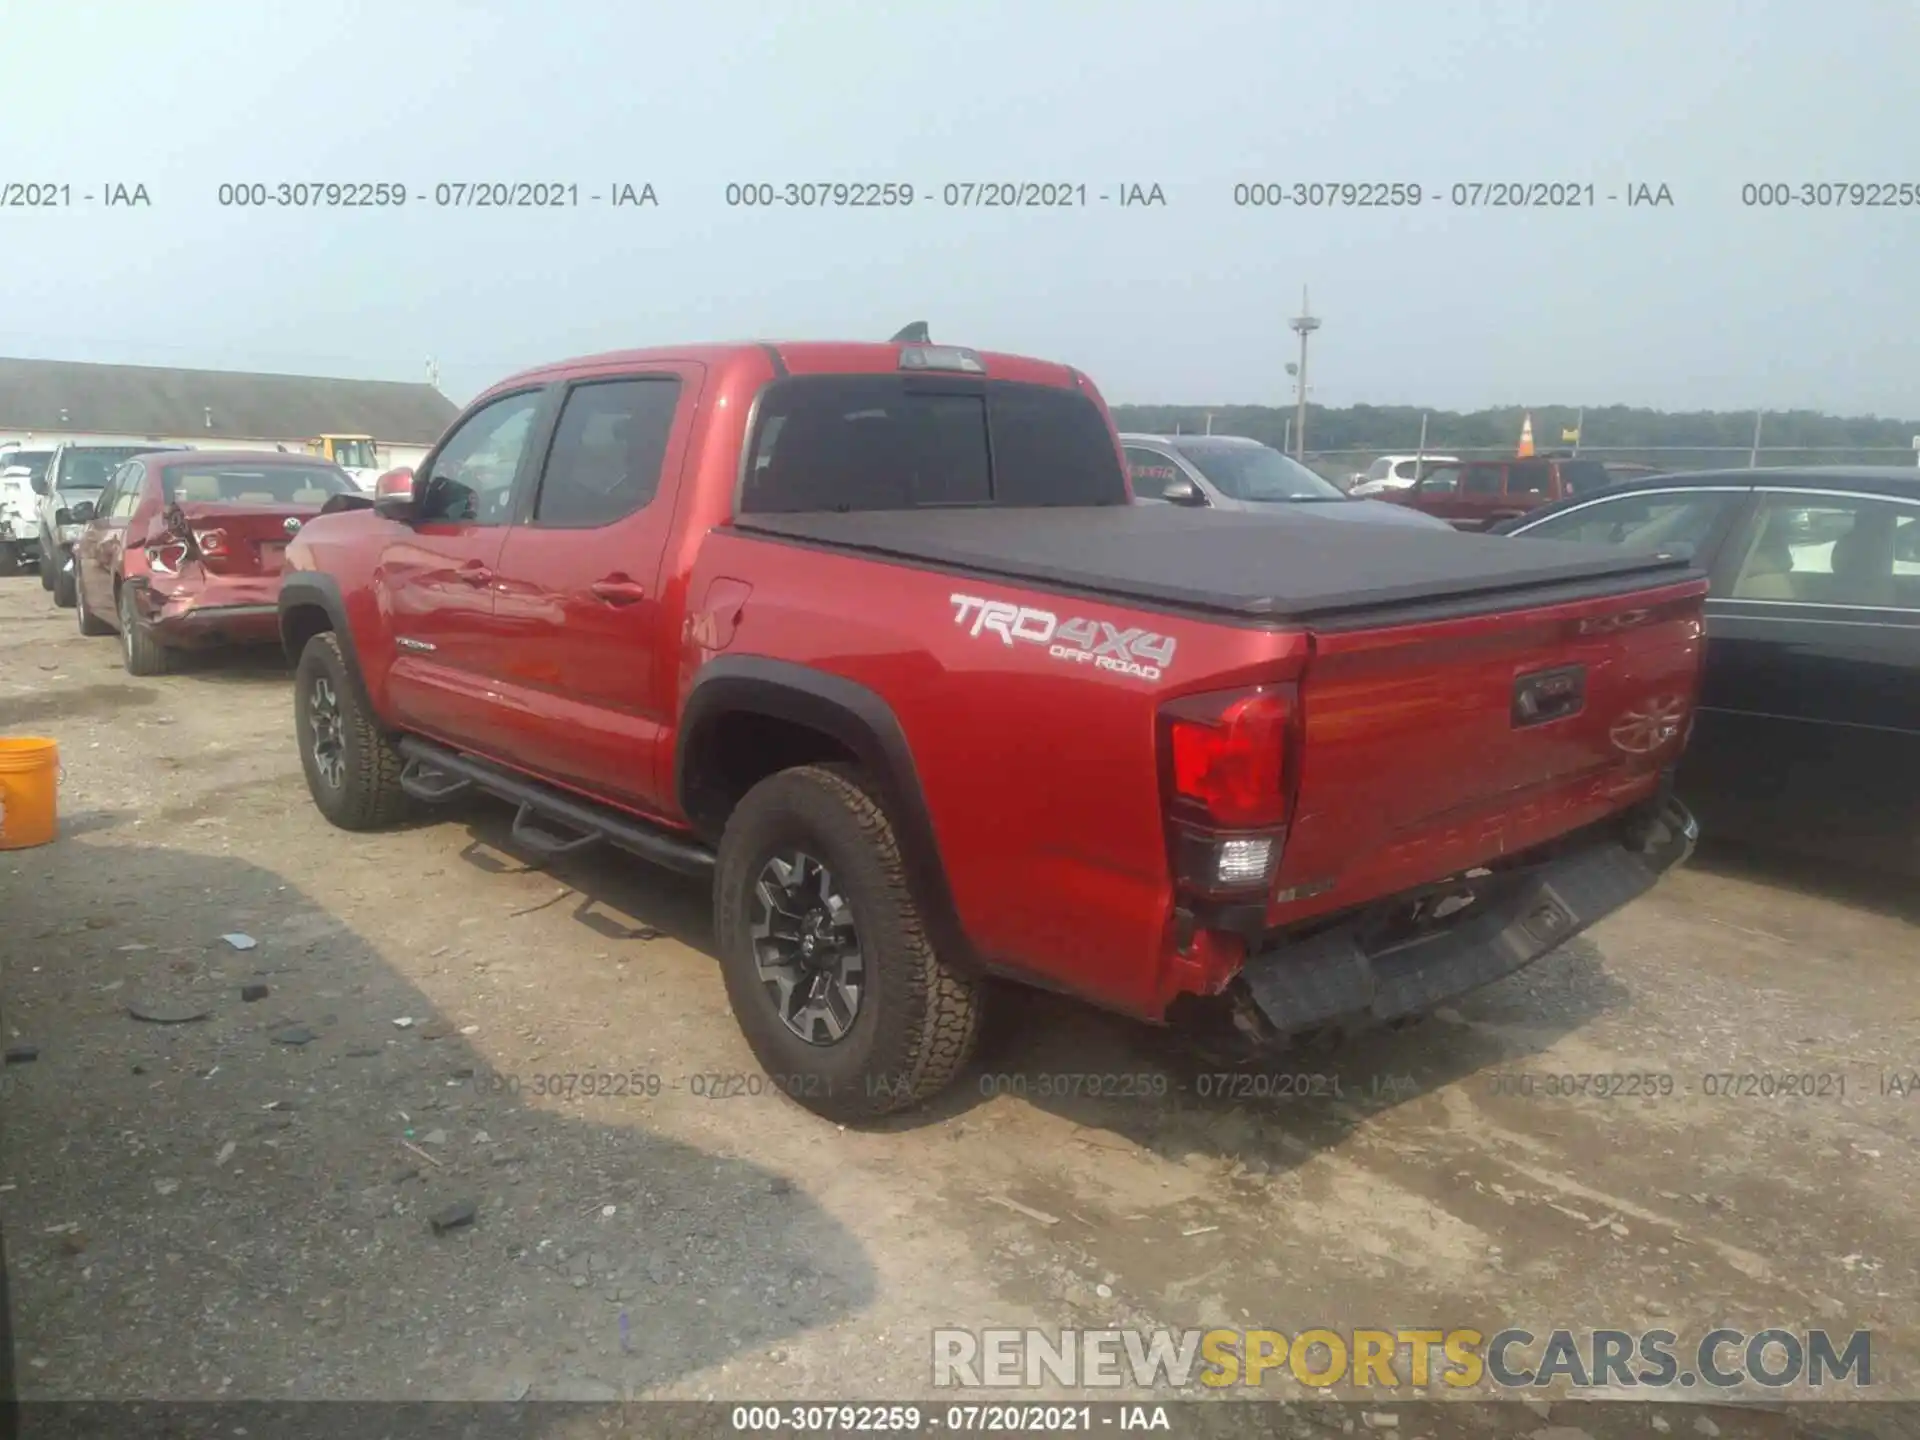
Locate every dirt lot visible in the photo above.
<box><xmin>2</xmin><ymin>573</ymin><xmax>1917</xmax><ymax>1427</ymax></box>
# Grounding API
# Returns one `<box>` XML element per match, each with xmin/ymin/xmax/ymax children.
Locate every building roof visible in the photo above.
<box><xmin>0</xmin><ymin>357</ymin><xmax>459</xmax><ymax>444</ymax></box>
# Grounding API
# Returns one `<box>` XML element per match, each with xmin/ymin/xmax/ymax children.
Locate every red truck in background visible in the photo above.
<box><xmin>277</xmin><ymin>335</ymin><xmax>1706</xmax><ymax>1121</ymax></box>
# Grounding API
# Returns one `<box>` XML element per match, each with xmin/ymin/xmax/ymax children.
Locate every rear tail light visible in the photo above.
<box><xmin>144</xmin><ymin>542</ymin><xmax>189</xmax><ymax>575</ymax></box>
<box><xmin>1158</xmin><ymin>684</ymin><xmax>1298</xmax><ymax>900</ymax></box>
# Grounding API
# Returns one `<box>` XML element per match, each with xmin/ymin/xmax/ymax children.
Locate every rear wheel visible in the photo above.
<box><xmin>117</xmin><ymin>585</ymin><xmax>174</xmax><ymax>675</ymax></box>
<box><xmin>0</xmin><ymin>543</ymin><xmax>16</xmax><ymax>578</ymax></box>
<box><xmin>713</xmin><ymin>764</ymin><xmax>984</xmax><ymax>1122</ymax></box>
<box><xmin>293</xmin><ymin>631</ymin><xmax>411</xmax><ymax>830</ymax></box>
<box><xmin>75</xmin><ymin>579</ymin><xmax>112</xmax><ymax>636</ymax></box>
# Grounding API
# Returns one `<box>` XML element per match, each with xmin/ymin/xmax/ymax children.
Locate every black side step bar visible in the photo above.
<box><xmin>395</xmin><ymin>737</ymin><xmax>715</xmax><ymax>878</ymax></box>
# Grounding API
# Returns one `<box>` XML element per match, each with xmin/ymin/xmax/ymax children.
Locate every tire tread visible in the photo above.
<box><xmin>299</xmin><ymin>631</ymin><xmax>410</xmax><ymax>830</ymax></box>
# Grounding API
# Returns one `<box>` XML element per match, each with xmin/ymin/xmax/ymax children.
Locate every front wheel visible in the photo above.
<box><xmin>36</xmin><ymin>539</ymin><xmax>54</xmax><ymax>591</ymax></box>
<box><xmin>713</xmin><ymin>764</ymin><xmax>984</xmax><ymax>1122</ymax></box>
<box><xmin>293</xmin><ymin>631</ymin><xmax>411</xmax><ymax>830</ymax></box>
<box><xmin>75</xmin><ymin>580</ymin><xmax>112</xmax><ymax>636</ymax></box>
<box><xmin>50</xmin><ymin>557</ymin><xmax>75</xmax><ymax>608</ymax></box>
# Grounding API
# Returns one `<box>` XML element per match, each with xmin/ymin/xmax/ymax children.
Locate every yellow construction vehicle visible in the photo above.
<box><xmin>305</xmin><ymin>435</ymin><xmax>382</xmax><ymax>491</ymax></box>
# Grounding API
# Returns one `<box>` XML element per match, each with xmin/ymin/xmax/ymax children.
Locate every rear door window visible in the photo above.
<box><xmin>531</xmin><ymin>377</ymin><xmax>682</xmax><ymax>527</ymax></box>
<box><xmin>1460</xmin><ymin>464</ymin><xmax>1504</xmax><ymax>495</ymax></box>
<box><xmin>740</xmin><ymin>376</ymin><xmax>1126</xmax><ymax>513</ymax></box>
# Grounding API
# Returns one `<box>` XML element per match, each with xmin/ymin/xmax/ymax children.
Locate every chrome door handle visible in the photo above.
<box><xmin>590</xmin><ymin>577</ymin><xmax>647</xmax><ymax>606</ymax></box>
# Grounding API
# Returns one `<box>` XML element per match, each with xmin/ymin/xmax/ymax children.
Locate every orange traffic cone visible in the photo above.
<box><xmin>1517</xmin><ymin>412</ymin><xmax>1535</xmax><ymax>458</ymax></box>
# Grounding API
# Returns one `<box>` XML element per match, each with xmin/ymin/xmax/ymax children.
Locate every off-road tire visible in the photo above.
<box><xmin>293</xmin><ymin>630</ymin><xmax>411</xmax><ymax>830</ymax></box>
<box><xmin>36</xmin><ymin>538</ymin><xmax>53</xmax><ymax>591</ymax></box>
<box><xmin>118</xmin><ymin>585</ymin><xmax>174</xmax><ymax>675</ymax></box>
<box><xmin>713</xmin><ymin>763</ymin><xmax>983</xmax><ymax>1122</ymax></box>
<box><xmin>50</xmin><ymin>558</ymin><xmax>75</xmax><ymax>608</ymax></box>
<box><xmin>75</xmin><ymin>581</ymin><xmax>112</xmax><ymax>636</ymax></box>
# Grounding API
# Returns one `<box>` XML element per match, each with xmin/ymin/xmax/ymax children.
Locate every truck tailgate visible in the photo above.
<box><xmin>1275</xmin><ymin>578</ymin><xmax>1707</xmax><ymax>910</ymax></box>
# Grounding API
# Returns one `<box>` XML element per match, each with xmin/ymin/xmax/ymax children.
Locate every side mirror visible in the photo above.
<box><xmin>372</xmin><ymin>467</ymin><xmax>416</xmax><ymax>521</ymax></box>
<box><xmin>1161</xmin><ymin>477</ymin><xmax>1207</xmax><ymax>506</ymax></box>
<box><xmin>56</xmin><ymin>501</ymin><xmax>94</xmax><ymax>526</ymax></box>
<box><xmin>30</xmin><ymin>474</ymin><xmax>49</xmax><ymax>496</ymax></box>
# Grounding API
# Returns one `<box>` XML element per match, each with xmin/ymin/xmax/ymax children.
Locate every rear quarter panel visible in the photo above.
<box><xmin>682</xmin><ymin>531</ymin><xmax>1306</xmax><ymax>1016</ymax></box>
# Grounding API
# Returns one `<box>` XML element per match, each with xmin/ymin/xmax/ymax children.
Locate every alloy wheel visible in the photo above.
<box><xmin>308</xmin><ymin>676</ymin><xmax>347</xmax><ymax>789</ymax></box>
<box><xmin>748</xmin><ymin>850</ymin><xmax>864</xmax><ymax>1045</ymax></box>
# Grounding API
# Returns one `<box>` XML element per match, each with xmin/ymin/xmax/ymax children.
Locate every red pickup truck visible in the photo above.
<box><xmin>277</xmin><ymin>337</ymin><xmax>1706</xmax><ymax>1120</ymax></box>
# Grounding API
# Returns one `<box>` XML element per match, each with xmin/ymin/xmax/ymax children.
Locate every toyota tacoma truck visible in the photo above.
<box><xmin>277</xmin><ymin>335</ymin><xmax>1706</xmax><ymax>1121</ymax></box>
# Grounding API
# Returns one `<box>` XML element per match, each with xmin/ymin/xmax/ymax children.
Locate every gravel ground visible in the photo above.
<box><xmin>2</xmin><ymin>573</ymin><xmax>1916</xmax><ymax>1435</ymax></box>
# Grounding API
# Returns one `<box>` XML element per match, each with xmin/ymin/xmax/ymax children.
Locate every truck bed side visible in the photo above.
<box><xmin>680</xmin><ymin>528</ymin><xmax>1305</xmax><ymax>1018</ymax></box>
<box><xmin>680</xmin><ymin>528</ymin><xmax>1706</xmax><ymax>1019</ymax></box>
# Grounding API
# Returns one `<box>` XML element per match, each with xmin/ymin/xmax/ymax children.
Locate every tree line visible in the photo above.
<box><xmin>1107</xmin><ymin>402</ymin><xmax>1920</xmax><ymax>456</ymax></box>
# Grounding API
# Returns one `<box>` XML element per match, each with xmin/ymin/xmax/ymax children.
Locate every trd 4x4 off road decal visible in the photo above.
<box><xmin>949</xmin><ymin>593</ymin><xmax>1176</xmax><ymax>682</ymax></box>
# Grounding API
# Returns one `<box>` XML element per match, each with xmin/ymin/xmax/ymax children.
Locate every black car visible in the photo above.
<box><xmin>1501</xmin><ymin>467</ymin><xmax>1920</xmax><ymax>873</ymax></box>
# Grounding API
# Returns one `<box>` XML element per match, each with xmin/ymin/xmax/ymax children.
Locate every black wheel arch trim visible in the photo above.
<box><xmin>676</xmin><ymin>655</ymin><xmax>981</xmax><ymax>971</ymax></box>
<box><xmin>277</xmin><ymin>571</ymin><xmax>355</xmax><ymax>667</ymax></box>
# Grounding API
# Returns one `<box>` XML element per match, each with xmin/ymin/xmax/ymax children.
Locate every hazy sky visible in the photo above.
<box><xmin>4</xmin><ymin>0</ymin><xmax>1916</xmax><ymax>413</ymax></box>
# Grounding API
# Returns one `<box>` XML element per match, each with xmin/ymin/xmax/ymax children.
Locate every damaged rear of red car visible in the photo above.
<box><xmin>72</xmin><ymin>451</ymin><xmax>360</xmax><ymax>675</ymax></box>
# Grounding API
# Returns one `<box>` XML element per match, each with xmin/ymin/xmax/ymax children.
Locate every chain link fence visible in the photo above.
<box><xmin>1296</xmin><ymin>445</ymin><xmax>1920</xmax><ymax>488</ymax></box>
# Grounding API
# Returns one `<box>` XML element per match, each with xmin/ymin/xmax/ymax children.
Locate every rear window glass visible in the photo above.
<box><xmin>163</xmin><ymin>465</ymin><xmax>353</xmax><ymax>504</ymax></box>
<box><xmin>740</xmin><ymin>377</ymin><xmax>1127</xmax><ymax>513</ymax></box>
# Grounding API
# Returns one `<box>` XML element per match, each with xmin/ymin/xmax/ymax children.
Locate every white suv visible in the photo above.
<box><xmin>1348</xmin><ymin>453</ymin><xmax>1461</xmax><ymax>496</ymax></box>
<box><xmin>0</xmin><ymin>448</ymin><xmax>52</xmax><ymax>575</ymax></box>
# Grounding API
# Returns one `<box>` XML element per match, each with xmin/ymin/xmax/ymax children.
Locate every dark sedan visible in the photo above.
<box><xmin>1501</xmin><ymin>467</ymin><xmax>1920</xmax><ymax>873</ymax></box>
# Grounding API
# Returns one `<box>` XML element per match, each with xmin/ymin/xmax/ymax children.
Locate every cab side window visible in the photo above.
<box><xmin>531</xmin><ymin>378</ymin><xmax>682</xmax><ymax>528</ymax></box>
<box><xmin>418</xmin><ymin>390</ymin><xmax>545</xmax><ymax>526</ymax></box>
<box><xmin>1461</xmin><ymin>464</ymin><xmax>1504</xmax><ymax>495</ymax></box>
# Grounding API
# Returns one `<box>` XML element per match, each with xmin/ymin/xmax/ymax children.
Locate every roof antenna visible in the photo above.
<box><xmin>890</xmin><ymin>321</ymin><xmax>930</xmax><ymax>343</ymax></box>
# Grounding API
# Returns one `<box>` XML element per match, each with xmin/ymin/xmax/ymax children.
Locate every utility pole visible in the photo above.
<box><xmin>1748</xmin><ymin>410</ymin><xmax>1764</xmax><ymax>469</ymax></box>
<box><xmin>1289</xmin><ymin>286</ymin><xmax>1319</xmax><ymax>464</ymax></box>
<box><xmin>427</xmin><ymin>356</ymin><xmax>441</xmax><ymax>390</ymax></box>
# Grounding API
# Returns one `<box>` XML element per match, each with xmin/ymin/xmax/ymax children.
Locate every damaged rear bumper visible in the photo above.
<box><xmin>133</xmin><ymin>576</ymin><xmax>284</xmax><ymax>648</ymax></box>
<box><xmin>1238</xmin><ymin>797</ymin><xmax>1697</xmax><ymax>1038</ymax></box>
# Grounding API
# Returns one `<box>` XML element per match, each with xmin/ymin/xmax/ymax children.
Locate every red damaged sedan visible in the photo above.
<box><xmin>71</xmin><ymin>451</ymin><xmax>360</xmax><ymax>674</ymax></box>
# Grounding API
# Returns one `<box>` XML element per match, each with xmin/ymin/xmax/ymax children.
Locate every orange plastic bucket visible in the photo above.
<box><xmin>0</xmin><ymin>736</ymin><xmax>59</xmax><ymax>849</ymax></box>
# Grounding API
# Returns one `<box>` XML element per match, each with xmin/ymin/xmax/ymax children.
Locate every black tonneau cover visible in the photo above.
<box><xmin>727</xmin><ymin>505</ymin><xmax>1699</xmax><ymax>626</ymax></box>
